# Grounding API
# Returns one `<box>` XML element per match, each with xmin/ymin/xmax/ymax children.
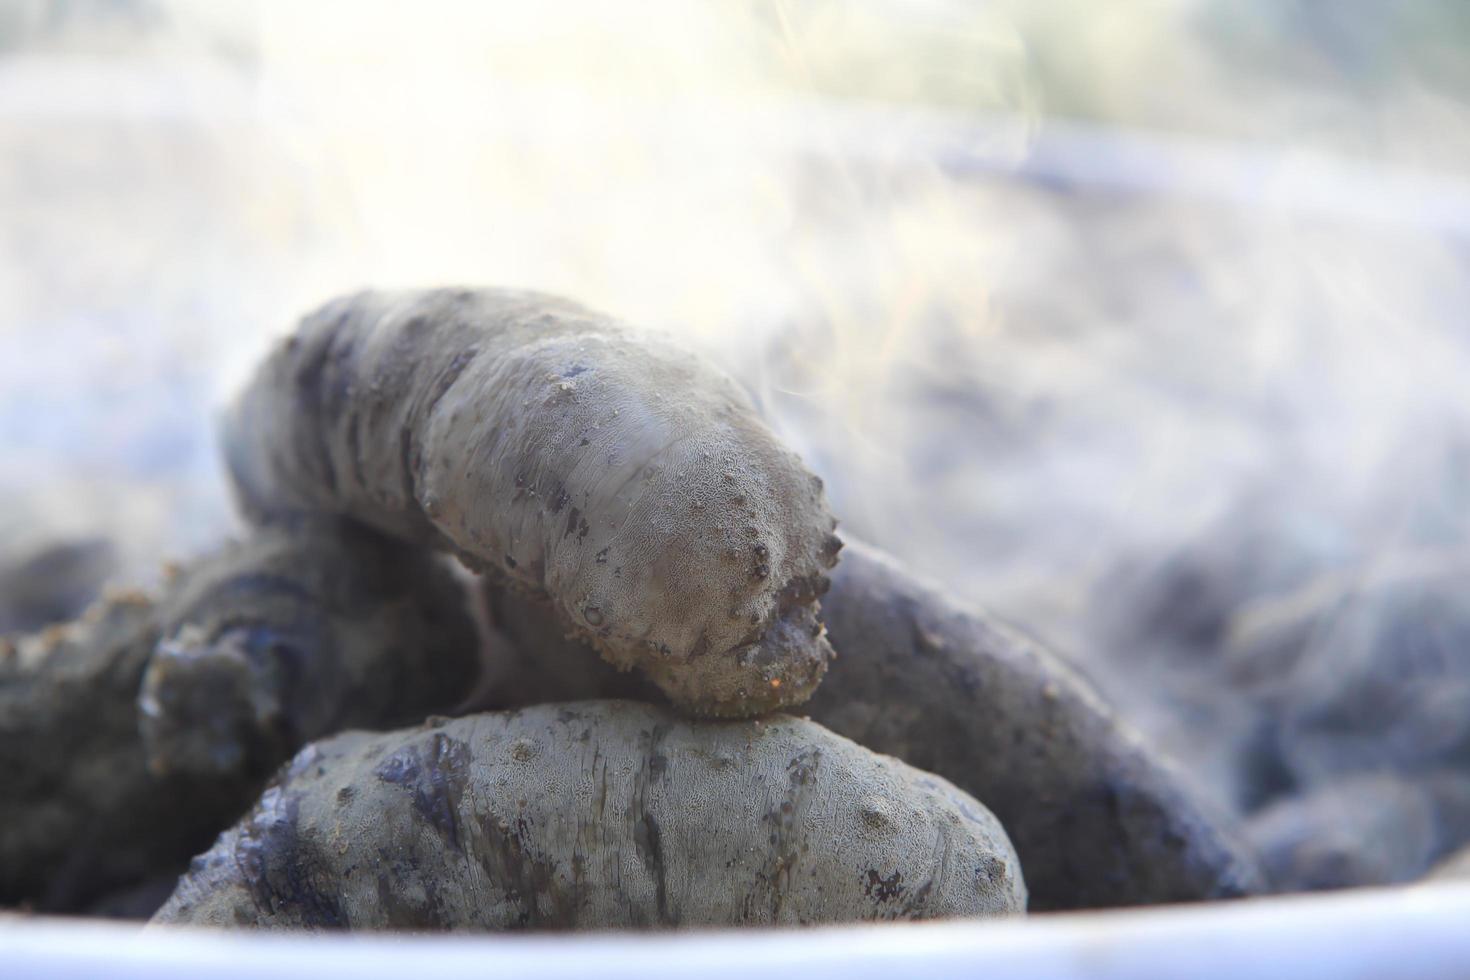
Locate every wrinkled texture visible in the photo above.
<box><xmin>223</xmin><ymin>288</ymin><xmax>841</xmax><ymax>718</ymax></box>
<box><xmin>154</xmin><ymin>701</ymin><xmax>1025</xmax><ymax>930</ymax></box>
<box><xmin>482</xmin><ymin>537</ymin><xmax>1264</xmax><ymax>911</ymax></box>
<box><xmin>136</xmin><ymin>522</ymin><xmax>479</xmax><ymax>782</ymax></box>
<box><xmin>0</xmin><ymin>521</ymin><xmax>477</xmax><ymax>912</ymax></box>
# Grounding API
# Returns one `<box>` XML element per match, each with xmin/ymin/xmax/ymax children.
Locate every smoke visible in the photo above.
<box><xmin>5</xmin><ymin>0</ymin><xmax>1470</xmax><ymax>844</ymax></box>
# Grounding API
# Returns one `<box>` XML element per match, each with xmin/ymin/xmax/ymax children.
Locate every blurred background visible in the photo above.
<box><xmin>5</xmin><ymin>0</ymin><xmax>1470</xmax><ymax>888</ymax></box>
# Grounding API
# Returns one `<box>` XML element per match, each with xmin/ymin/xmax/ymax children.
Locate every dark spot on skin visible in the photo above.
<box><xmin>686</xmin><ymin>632</ymin><xmax>710</xmax><ymax>662</ymax></box>
<box><xmin>565</xmin><ymin>507</ymin><xmax>582</xmax><ymax>540</ymax></box>
<box><xmin>289</xmin><ymin>332</ymin><xmax>339</xmax><ymax>496</ymax></box>
<box><xmin>906</xmin><ymin>878</ymin><xmax>934</xmax><ymax>913</ymax></box>
<box><xmin>562</xmin><ymin>364</ymin><xmax>588</xmax><ymax>378</ymax></box>
<box><xmin>550</xmin><ymin>486</ymin><xmax>571</xmax><ymax>515</ymax></box>
<box><xmin>751</xmin><ymin>749</ymin><xmax>821</xmax><ymax>921</ymax></box>
<box><xmin>233</xmin><ymin>787</ymin><xmax>346</xmax><ymax>928</ymax></box>
<box><xmin>775</xmin><ymin>573</ymin><xmax>825</xmax><ymax>612</ymax></box>
<box><xmin>374</xmin><ymin>746</ymin><xmax>421</xmax><ymax>787</ymax></box>
<box><xmin>627</xmin><ymin>724</ymin><xmax>674</xmax><ymax>925</ymax></box>
<box><xmin>373</xmin><ymin>734</ymin><xmax>472</xmax><ymax>851</ymax></box>
<box><xmin>633</xmin><ymin>811</ymin><xmax>672</xmax><ymax>924</ymax></box>
<box><xmin>426</xmin><ymin>346</ymin><xmax>479</xmax><ymax>418</ymax></box>
<box><xmin>595</xmin><ymin>547</ymin><xmax>610</xmax><ymax>565</ymax></box>
<box><xmin>578</xmin><ymin>517</ymin><xmax>590</xmax><ymax>542</ymax></box>
<box><xmin>787</xmin><ymin>750</ymin><xmax>819</xmax><ymax>787</ymax></box>
<box><xmin>474</xmin><ymin>809</ymin><xmax>576</xmax><ymax>928</ymax></box>
<box><xmin>399</xmin><ymin>426</ymin><xmax>418</xmax><ymax>504</ymax></box>
<box><xmin>298</xmin><ymin>320</ymin><xmax>373</xmax><ymax>502</ymax></box>
<box><xmin>524</xmin><ymin>555</ymin><xmax>546</xmax><ymax>583</ymax></box>
<box><xmin>345</xmin><ymin>412</ymin><xmax>367</xmax><ymax>490</ymax></box>
<box><xmin>374</xmin><ymin>864</ymin><xmax>448</xmax><ymax>930</ymax></box>
<box><xmin>863</xmin><ymin>869</ymin><xmax>905</xmax><ymax>903</ymax></box>
<box><xmin>977</xmin><ymin>856</ymin><xmax>1010</xmax><ymax>886</ymax></box>
<box><xmin>504</xmin><ymin>554</ymin><xmax>518</xmax><ymax>569</ymax></box>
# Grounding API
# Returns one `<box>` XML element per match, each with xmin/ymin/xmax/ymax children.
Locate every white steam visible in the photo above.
<box><xmin>4</xmin><ymin>0</ymin><xmax>1470</xmax><ymax>817</ymax></box>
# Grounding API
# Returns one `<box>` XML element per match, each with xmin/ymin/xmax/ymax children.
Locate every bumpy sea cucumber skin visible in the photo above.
<box><xmin>137</xmin><ymin>520</ymin><xmax>480</xmax><ymax>782</ymax></box>
<box><xmin>223</xmin><ymin>289</ymin><xmax>841</xmax><ymax>718</ymax></box>
<box><xmin>153</xmin><ymin>701</ymin><xmax>1025</xmax><ymax>930</ymax></box>
<box><xmin>480</xmin><ymin>538</ymin><xmax>1267</xmax><ymax>911</ymax></box>
<box><xmin>0</xmin><ymin>521</ymin><xmax>478</xmax><ymax>913</ymax></box>
<box><xmin>804</xmin><ymin>540</ymin><xmax>1264</xmax><ymax>911</ymax></box>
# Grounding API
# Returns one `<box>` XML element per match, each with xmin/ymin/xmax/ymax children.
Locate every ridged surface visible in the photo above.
<box><xmin>224</xmin><ymin>289</ymin><xmax>840</xmax><ymax>716</ymax></box>
<box><xmin>155</xmin><ymin>701</ymin><xmax>1025</xmax><ymax>929</ymax></box>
